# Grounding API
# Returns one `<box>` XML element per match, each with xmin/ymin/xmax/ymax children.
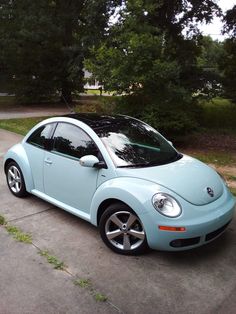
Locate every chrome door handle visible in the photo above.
<box><xmin>44</xmin><ymin>158</ymin><xmax>52</xmax><ymax>165</ymax></box>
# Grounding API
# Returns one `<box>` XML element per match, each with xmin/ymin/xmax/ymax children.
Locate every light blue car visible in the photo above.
<box><xmin>3</xmin><ymin>114</ymin><xmax>235</xmax><ymax>254</ymax></box>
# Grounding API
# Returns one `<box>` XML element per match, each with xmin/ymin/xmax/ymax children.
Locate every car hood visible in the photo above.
<box><xmin>115</xmin><ymin>155</ymin><xmax>224</xmax><ymax>206</ymax></box>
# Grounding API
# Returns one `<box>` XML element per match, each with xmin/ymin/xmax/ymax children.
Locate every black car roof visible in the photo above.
<box><xmin>65</xmin><ymin>113</ymin><xmax>133</xmax><ymax>130</ymax></box>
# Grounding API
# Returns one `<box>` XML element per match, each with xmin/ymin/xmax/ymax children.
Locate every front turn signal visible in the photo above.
<box><xmin>158</xmin><ymin>226</ymin><xmax>186</xmax><ymax>232</ymax></box>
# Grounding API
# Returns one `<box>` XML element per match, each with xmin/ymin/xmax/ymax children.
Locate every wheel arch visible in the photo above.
<box><xmin>90</xmin><ymin>177</ymin><xmax>156</xmax><ymax>226</ymax></box>
<box><xmin>4</xmin><ymin>158</ymin><xmax>15</xmax><ymax>174</ymax></box>
<box><xmin>4</xmin><ymin>144</ymin><xmax>34</xmax><ymax>192</ymax></box>
<box><xmin>96</xmin><ymin>198</ymin><xmax>131</xmax><ymax>226</ymax></box>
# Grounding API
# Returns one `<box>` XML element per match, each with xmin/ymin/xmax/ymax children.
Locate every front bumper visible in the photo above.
<box><xmin>140</xmin><ymin>188</ymin><xmax>235</xmax><ymax>251</ymax></box>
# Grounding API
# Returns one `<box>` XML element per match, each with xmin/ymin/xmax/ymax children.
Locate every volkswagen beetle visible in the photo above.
<box><xmin>3</xmin><ymin>114</ymin><xmax>235</xmax><ymax>254</ymax></box>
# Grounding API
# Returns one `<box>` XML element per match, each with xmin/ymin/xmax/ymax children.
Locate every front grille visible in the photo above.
<box><xmin>205</xmin><ymin>221</ymin><xmax>231</xmax><ymax>242</ymax></box>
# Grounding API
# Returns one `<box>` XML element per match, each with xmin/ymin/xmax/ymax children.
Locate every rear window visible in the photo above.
<box><xmin>27</xmin><ymin>124</ymin><xmax>54</xmax><ymax>149</ymax></box>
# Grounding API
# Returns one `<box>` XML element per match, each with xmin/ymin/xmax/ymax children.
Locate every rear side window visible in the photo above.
<box><xmin>52</xmin><ymin>123</ymin><xmax>99</xmax><ymax>159</ymax></box>
<box><xmin>27</xmin><ymin>124</ymin><xmax>54</xmax><ymax>149</ymax></box>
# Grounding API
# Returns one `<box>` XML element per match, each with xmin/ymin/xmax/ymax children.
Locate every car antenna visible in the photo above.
<box><xmin>61</xmin><ymin>92</ymin><xmax>75</xmax><ymax>113</ymax></box>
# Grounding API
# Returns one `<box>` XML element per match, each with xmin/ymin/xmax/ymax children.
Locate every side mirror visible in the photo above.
<box><xmin>79</xmin><ymin>155</ymin><xmax>107</xmax><ymax>169</ymax></box>
<box><xmin>168</xmin><ymin>140</ymin><xmax>173</xmax><ymax>146</ymax></box>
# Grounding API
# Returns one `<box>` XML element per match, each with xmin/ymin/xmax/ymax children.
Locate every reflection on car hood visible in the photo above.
<box><xmin>116</xmin><ymin>154</ymin><xmax>224</xmax><ymax>206</ymax></box>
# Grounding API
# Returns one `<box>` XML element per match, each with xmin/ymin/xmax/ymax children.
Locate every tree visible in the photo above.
<box><xmin>197</xmin><ymin>36</ymin><xmax>224</xmax><ymax>98</ymax></box>
<box><xmin>0</xmin><ymin>0</ymin><xmax>120</xmax><ymax>103</ymax></box>
<box><xmin>85</xmin><ymin>0</ymin><xmax>221</xmax><ymax>134</ymax></box>
<box><xmin>221</xmin><ymin>5</ymin><xmax>236</xmax><ymax>101</ymax></box>
<box><xmin>223</xmin><ymin>5</ymin><xmax>236</xmax><ymax>37</ymax></box>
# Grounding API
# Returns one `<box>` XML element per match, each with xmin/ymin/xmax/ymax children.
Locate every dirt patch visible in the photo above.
<box><xmin>178</xmin><ymin>131</ymin><xmax>236</xmax><ymax>152</ymax></box>
<box><xmin>207</xmin><ymin>164</ymin><xmax>236</xmax><ymax>188</ymax></box>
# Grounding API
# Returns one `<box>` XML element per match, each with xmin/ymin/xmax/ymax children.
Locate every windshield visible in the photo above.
<box><xmin>95</xmin><ymin>118</ymin><xmax>182</xmax><ymax>168</ymax></box>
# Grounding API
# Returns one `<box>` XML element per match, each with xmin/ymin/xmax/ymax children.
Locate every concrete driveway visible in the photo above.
<box><xmin>0</xmin><ymin>104</ymin><xmax>70</xmax><ymax>120</ymax></box>
<box><xmin>1</xmin><ymin>129</ymin><xmax>236</xmax><ymax>314</ymax></box>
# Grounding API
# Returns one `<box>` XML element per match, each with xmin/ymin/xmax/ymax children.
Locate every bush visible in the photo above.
<box><xmin>141</xmin><ymin>104</ymin><xmax>199</xmax><ymax>138</ymax></box>
<box><xmin>75</xmin><ymin>94</ymin><xmax>200</xmax><ymax>139</ymax></box>
<box><xmin>113</xmin><ymin>95</ymin><xmax>199</xmax><ymax>138</ymax></box>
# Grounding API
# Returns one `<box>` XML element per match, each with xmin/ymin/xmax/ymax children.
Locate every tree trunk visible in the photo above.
<box><xmin>61</xmin><ymin>81</ymin><xmax>72</xmax><ymax>104</ymax></box>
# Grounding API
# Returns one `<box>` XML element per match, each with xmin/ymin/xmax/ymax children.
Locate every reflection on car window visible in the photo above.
<box><xmin>27</xmin><ymin>124</ymin><xmax>53</xmax><ymax>149</ymax></box>
<box><xmin>95</xmin><ymin>118</ymin><xmax>181</xmax><ymax>167</ymax></box>
<box><xmin>52</xmin><ymin>123</ymin><xmax>99</xmax><ymax>159</ymax></box>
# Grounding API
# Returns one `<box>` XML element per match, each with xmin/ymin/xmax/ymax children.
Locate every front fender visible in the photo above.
<box><xmin>90</xmin><ymin>177</ymin><xmax>161</xmax><ymax>226</ymax></box>
<box><xmin>4</xmin><ymin>144</ymin><xmax>34</xmax><ymax>192</ymax></box>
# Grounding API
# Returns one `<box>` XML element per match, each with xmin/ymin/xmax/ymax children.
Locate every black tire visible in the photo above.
<box><xmin>99</xmin><ymin>203</ymin><xmax>148</xmax><ymax>255</ymax></box>
<box><xmin>6</xmin><ymin>161</ymin><xmax>28</xmax><ymax>198</ymax></box>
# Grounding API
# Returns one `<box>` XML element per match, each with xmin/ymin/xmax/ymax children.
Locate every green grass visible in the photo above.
<box><xmin>199</xmin><ymin>97</ymin><xmax>236</xmax><ymax>130</ymax></box>
<box><xmin>189</xmin><ymin>151</ymin><xmax>236</xmax><ymax>166</ymax></box>
<box><xmin>0</xmin><ymin>117</ymin><xmax>46</xmax><ymax>135</ymax></box>
<box><xmin>73</xmin><ymin>278</ymin><xmax>91</xmax><ymax>288</ymax></box>
<box><xmin>84</xmin><ymin>89</ymin><xmax>101</xmax><ymax>95</ymax></box>
<box><xmin>73</xmin><ymin>277</ymin><xmax>108</xmax><ymax>302</ymax></box>
<box><xmin>0</xmin><ymin>215</ymin><xmax>6</xmax><ymax>225</ymax></box>
<box><xmin>94</xmin><ymin>293</ymin><xmax>108</xmax><ymax>302</ymax></box>
<box><xmin>39</xmin><ymin>250</ymin><xmax>66</xmax><ymax>270</ymax></box>
<box><xmin>5</xmin><ymin>225</ymin><xmax>32</xmax><ymax>243</ymax></box>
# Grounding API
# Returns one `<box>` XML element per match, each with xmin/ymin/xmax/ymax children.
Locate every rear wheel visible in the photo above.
<box><xmin>99</xmin><ymin>203</ymin><xmax>148</xmax><ymax>255</ymax></box>
<box><xmin>6</xmin><ymin>161</ymin><xmax>27</xmax><ymax>197</ymax></box>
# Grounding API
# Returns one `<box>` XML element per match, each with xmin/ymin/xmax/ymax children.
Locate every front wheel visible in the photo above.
<box><xmin>6</xmin><ymin>161</ymin><xmax>28</xmax><ymax>198</ymax></box>
<box><xmin>99</xmin><ymin>203</ymin><xmax>148</xmax><ymax>255</ymax></box>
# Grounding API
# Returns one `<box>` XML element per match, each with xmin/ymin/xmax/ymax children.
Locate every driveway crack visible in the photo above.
<box><xmin>8</xmin><ymin>207</ymin><xmax>54</xmax><ymax>222</ymax></box>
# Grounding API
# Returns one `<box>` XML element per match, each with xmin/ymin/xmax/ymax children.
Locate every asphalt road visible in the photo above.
<box><xmin>1</xmin><ymin>128</ymin><xmax>236</xmax><ymax>314</ymax></box>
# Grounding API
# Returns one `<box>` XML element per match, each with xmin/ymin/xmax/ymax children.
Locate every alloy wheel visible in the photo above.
<box><xmin>7</xmin><ymin>165</ymin><xmax>22</xmax><ymax>194</ymax></box>
<box><xmin>105</xmin><ymin>211</ymin><xmax>145</xmax><ymax>251</ymax></box>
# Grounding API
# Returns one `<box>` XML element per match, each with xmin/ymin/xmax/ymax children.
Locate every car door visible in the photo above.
<box><xmin>43</xmin><ymin>122</ymin><xmax>101</xmax><ymax>214</ymax></box>
<box><xmin>24</xmin><ymin>123</ymin><xmax>56</xmax><ymax>192</ymax></box>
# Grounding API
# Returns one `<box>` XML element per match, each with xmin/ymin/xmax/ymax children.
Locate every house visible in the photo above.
<box><xmin>83</xmin><ymin>70</ymin><xmax>102</xmax><ymax>90</ymax></box>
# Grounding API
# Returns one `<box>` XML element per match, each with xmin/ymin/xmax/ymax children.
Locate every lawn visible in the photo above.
<box><xmin>0</xmin><ymin>117</ymin><xmax>46</xmax><ymax>135</ymax></box>
<box><xmin>199</xmin><ymin>97</ymin><xmax>236</xmax><ymax>131</ymax></box>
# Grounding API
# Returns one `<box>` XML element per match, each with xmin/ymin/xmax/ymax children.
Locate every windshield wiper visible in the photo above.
<box><xmin>117</xmin><ymin>162</ymin><xmax>150</xmax><ymax>168</ymax></box>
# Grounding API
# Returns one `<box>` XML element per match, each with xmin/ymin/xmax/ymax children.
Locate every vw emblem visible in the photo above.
<box><xmin>207</xmin><ymin>187</ymin><xmax>214</xmax><ymax>197</ymax></box>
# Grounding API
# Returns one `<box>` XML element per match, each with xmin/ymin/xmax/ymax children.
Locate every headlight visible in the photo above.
<box><xmin>152</xmin><ymin>193</ymin><xmax>182</xmax><ymax>217</ymax></box>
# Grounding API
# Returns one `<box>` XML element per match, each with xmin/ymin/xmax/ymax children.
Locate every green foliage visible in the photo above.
<box><xmin>141</xmin><ymin>104</ymin><xmax>199</xmax><ymax>137</ymax></box>
<box><xmin>86</xmin><ymin>0</ymin><xmax>221</xmax><ymax>136</ymax></box>
<box><xmin>221</xmin><ymin>6</ymin><xmax>236</xmax><ymax>101</ymax></box>
<box><xmin>0</xmin><ymin>0</ymin><xmax>121</xmax><ymax>103</ymax></box>
<box><xmin>198</xmin><ymin>97</ymin><xmax>236</xmax><ymax>129</ymax></box>
<box><xmin>223</xmin><ymin>5</ymin><xmax>236</xmax><ymax>37</ymax></box>
<box><xmin>39</xmin><ymin>250</ymin><xmax>65</xmax><ymax>270</ymax></box>
<box><xmin>5</xmin><ymin>225</ymin><xmax>32</xmax><ymax>243</ymax></box>
<box><xmin>196</xmin><ymin>36</ymin><xmax>224</xmax><ymax>98</ymax></box>
<box><xmin>73</xmin><ymin>279</ymin><xmax>91</xmax><ymax>288</ymax></box>
<box><xmin>219</xmin><ymin>39</ymin><xmax>236</xmax><ymax>102</ymax></box>
<box><xmin>0</xmin><ymin>215</ymin><xmax>6</xmax><ymax>225</ymax></box>
<box><xmin>94</xmin><ymin>293</ymin><xmax>108</xmax><ymax>302</ymax></box>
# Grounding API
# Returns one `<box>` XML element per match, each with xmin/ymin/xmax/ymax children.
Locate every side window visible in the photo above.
<box><xmin>52</xmin><ymin>123</ymin><xmax>99</xmax><ymax>159</ymax></box>
<box><xmin>27</xmin><ymin>124</ymin><xmax>54</xmax><ymax>149</ymax></box>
